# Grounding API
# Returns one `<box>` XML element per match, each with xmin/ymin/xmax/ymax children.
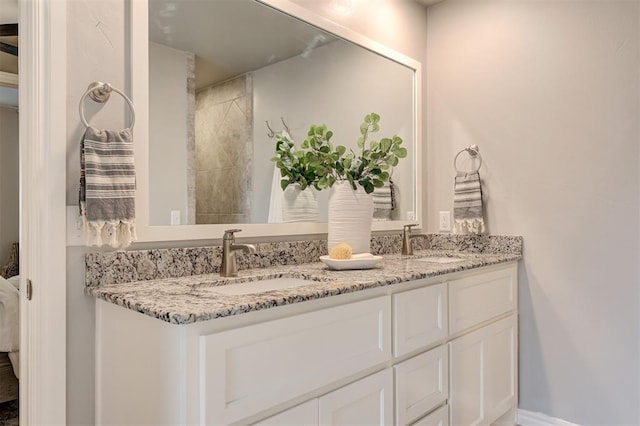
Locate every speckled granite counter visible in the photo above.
<box><xmin>86</xmin><ymin>247</ymin><xmax>521</xmax><ymax>325</ymax></box>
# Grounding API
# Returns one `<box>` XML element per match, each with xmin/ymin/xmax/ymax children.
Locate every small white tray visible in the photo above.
<box><xmin>319</xmin><ymin>253</ymin><xmax>383</xmax><ymax>270</ymax></box>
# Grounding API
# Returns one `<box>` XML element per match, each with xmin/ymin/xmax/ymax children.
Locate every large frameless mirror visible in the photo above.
<box><xmin>132</xmin><ymin>0</ymin><xmax>422</xmax><ymax>241</ymax></box>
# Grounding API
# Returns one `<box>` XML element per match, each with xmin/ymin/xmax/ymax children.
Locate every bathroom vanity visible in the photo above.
<box><xmin>89</xmin><ymin>247</ymin><xmax>519</xmax><ymax>426</ymax></box>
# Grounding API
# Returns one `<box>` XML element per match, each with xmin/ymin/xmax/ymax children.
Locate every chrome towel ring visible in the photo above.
<box><xmin>454</xmin><ymin>144</ymin><xmax>482</xmax><ymax>174</ymax></box>
<box><xmin>79</xmin><ymin>81</ymin><xmax>136</xmax><ymax>130</ymax></box>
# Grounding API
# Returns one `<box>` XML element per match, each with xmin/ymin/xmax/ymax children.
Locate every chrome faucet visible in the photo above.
<box><xmin>220</xmin><ymin>229</ymin><xmax>257</xmax><ymax>277</ymax></box>
<box><xmin>402</xmin><ymin>224</ymin><xmax>428</xmax><ymax>255</ymax></box>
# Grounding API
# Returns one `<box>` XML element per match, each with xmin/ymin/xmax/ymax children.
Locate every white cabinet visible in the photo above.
<box><xmin>485</xmin><ymin>316</ymin><xmax>518</xmax><ymax>423</ymax></box>
<box><xmin>254</xmin><ymin>400</ymin><xmax>318</xmax><ymax>426</ymax></box>
<box><xmin>319</xmin><ymin>369</ymin><xmax>393</xmax><ymax>426</ymax></box>
<box><xmin>95</xmin><ymin>262</ymin><xmax>518</xmax><ymax>426</ymax></box>
<box><xmin>449</xmin><ymin>315</ymin><xmax>517</xmax><ymax>426</ymax></box>
<box><xmin>256</xmin><ymin>369</ymin><xmax>393</xmax><ymax>426</ymax></box>
<box><xmin>449</xmin><ymin>263</ymin><xmax>516</xmax><ymax>335</ymax></box>
<box><xmin>201</xmin><ymin>296</ymin><xmax>390</xmax><ymax>425</ymax></box>
<box><xmin>412</xmin><ymin>405</ymin><xmax>449</xmax><ymax>426</ymax></box>
<box><xmin>393</xmin><ymin>283</ymin><xmax>447</xmax><ymax>357</ymax></box>
<box><xmin>394</xmin><ymin>345</ymin><xmax>448</xmax><ymax>426</ymax></box>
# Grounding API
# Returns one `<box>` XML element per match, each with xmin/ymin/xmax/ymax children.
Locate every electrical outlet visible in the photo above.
<box><xmin>171</xmin><ymin>210</ymin><xmax>181</xmax><ymax>225</ymax></box>
<box><xmin>439</xmin><ymin>211</ymin><xmax>451</xmax><ymax>231</ymax></box>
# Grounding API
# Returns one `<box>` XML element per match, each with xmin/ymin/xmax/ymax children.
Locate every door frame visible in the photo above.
<box><xmin>19</xmin><ymin>0</ymin><xmax>67</xmax><ymax>423</ymax></box>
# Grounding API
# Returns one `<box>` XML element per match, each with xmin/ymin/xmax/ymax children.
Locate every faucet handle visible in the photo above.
<box><xmin>403</xmin><ymin>224</ymin><xmax>419</xmax><ymax>233</ymax></box>
<box><xmin>223</xmin><ymin>229</ymin><xmax>242</xmax><ymax>240</ymax></box>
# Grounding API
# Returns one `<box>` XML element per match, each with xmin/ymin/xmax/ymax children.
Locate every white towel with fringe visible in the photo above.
<box><xmin>80</xmin><ymin>127</ymin><xmax>137</xmax><ymax>248</ymax></box>
<box><xmin>268</xmin><ymin>130</ymin><xmax>293</xmax><ymax>223</ymax></box>
<box><xmin>453</xmin><ymin>171</ymin><xmax>485</xmax><ymax>234</ymax></box>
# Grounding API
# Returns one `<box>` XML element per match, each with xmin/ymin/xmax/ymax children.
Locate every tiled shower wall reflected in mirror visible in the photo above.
<box><xmin>195</xmin><ymin>74</ymin><xmax>253</xmax><ymax>224</ymax></box>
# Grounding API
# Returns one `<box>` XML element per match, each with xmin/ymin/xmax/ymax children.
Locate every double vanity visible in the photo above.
<box><xmin>87</xmin><ymin>235</ymin><xmax>521</xmax><ymax>425</ymax></box>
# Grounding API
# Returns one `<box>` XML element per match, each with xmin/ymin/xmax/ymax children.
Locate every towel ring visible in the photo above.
<box><xmin>454</xmin><ymin>144</ymin><xmax>482</xmax><ymax>174</ymax></box>
<box><xmin>79</xmin><ymin>82</ymin><xmax>136</xmax><ymax>130</ymax></box>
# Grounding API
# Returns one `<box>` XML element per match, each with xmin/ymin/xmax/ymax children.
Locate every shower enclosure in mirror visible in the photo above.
<box><xmin>132</xmin><ymin>0</ymin><xmax>421</xmax><ymax>241</ymax></box>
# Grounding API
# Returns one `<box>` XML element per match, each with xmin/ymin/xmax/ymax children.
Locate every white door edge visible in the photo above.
<box><xmin>19</xmin><ymin>0</ymin><xmax>68</xmax><ymax>424</ymax></box>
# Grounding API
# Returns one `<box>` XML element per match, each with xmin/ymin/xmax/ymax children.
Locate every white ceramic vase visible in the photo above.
<box><xmin>327</xmin><ymin>180</ymin><xmax>374</xmax><ymax>254</ymax></box>
<box><xmin>282</xmin><ymin>184</ymin><xmax>318</xmax><ymax>222</ymax></box>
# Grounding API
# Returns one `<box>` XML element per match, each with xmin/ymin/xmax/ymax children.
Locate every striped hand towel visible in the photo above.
<box><xmin>453</xmin><ymin>171</ymin><xmax>485</xmax><ymax>234</ymax></box>
<box><xmin>79</xmin><ymin>127</ymin><xmax>137</xmax><ymax>248</ymax></box>
<box><xmin>372</xmin><ymin>179</ymin><xmax>396</xmax><ymax>220</ymax></box>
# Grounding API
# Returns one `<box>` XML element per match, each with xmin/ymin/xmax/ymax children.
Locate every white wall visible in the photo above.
<box><xmin>252</xmin><ymin>40</ymin><xmax>415</xmax><ymax>222</ymax></box>
<box><xmin>426</xmin><ymin>1</ymin><xmax>639</xmax><ymax>424</ymax></box>
<box><xmin>63</xmin><ymin>1</ymin><xmax>428</xmax><ymax>424</ymax></box>
<box><xmin>149</xmin><ymin>42</ymin><xmax>190</xmax><ymax>225</ymax></box>
<box><xmin>66</xmin><ymin>1</ymin><xmax>128</xmax><ymax>423</ymax></box>
<box><xmin>0</xmin><ymin>106</ymin><xmax>19</xmax><ymax>265</ymax></box>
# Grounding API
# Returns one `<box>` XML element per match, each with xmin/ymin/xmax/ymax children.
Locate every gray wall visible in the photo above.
<box><xmin>64</xmin><ymin>1</ymin><xmax>640</xmax><ymax>424</ymax></box>
<box><xmin>149</xmin><ymin>42</ymin><xmax>191</xmax><ymax>226</ymax></box>
<box><xmin>63</xmin><ymin>1</ymin><xmax>428</xmax><ymax>424</ymax></box>
<box><xmin>426</xmin><ymin>1</ymin><xmax>639</xmax><ymax>424</ymax></box>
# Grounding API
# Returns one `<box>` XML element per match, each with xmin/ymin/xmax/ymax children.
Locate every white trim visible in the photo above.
<box><xmin>19</xmin><ymin>0</ymin><xmax>67</xmax><ymax>424</ymax></box>
<box><xmin>130</xmin><ymin>0</ymin><xmax>423</xmax><ymax>244</ymax></box>
<box><xmin>518</xmin><ymin>409</ymin><xmax>581</xmax><ymax>426</ymax></box>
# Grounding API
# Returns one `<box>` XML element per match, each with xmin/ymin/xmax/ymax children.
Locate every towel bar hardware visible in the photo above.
<box><xmin>266</xmin><ymin>120</ymin><xmax>276</xmax><ymax>138</ymax></box>
<box><xmin>79</xmin><ymin>81</ymin><xmax>136</xmax><ymax>130</ymax></box>
<box><xmin>454</xmin><ymin>144</ymin><xmax>482</xmax><ymax>174</ymax></box>
<box><xmin>265</xmin><ymin>117</ymin><xmax>291</xmax><ymax>138</ymax></box>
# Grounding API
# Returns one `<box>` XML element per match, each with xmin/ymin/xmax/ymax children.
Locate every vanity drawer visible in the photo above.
<box><xmin>395</xmin><ymin>345</ymin><xmax>448</xmax><ymax>426</ymax></box>
<box><xmin>253</xmin><ymin>399</ymin><xmax>318</xmax><ymax>426</ymax></box>
<box><xmin>393</xmin><ymin>283</ymin><xmax>447</xmax><ymax>357</ymax></box>
<box><xmin>411</xmin><ymin>404</ymin><xmax>449</xmax><ymax>426</ymax></box>
<box><xmin>200</xmin><ymin>296</ymin><xmax>391</xmax><ymax>425</ymax></box>
<box><xmin>449</xmin><ymin>264</ymin><xmax>517</xmax><ymax>335</ymax></box>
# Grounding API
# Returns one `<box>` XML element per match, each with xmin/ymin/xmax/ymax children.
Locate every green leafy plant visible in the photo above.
<box><xmin>271</xmin><ymin>133</ymin><xmax>324</xmax><ymax>191</ymax></box>
<box><xmin>301</xmin><ymin>113</ymin><xmax>407</xmax><ymax>194</ymax></box>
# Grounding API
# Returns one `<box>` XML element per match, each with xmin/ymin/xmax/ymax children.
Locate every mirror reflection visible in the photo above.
<box><xmin>148</xmin><ymin>0</ymin><xmax>416</xmax><ymax>226</ymax></box>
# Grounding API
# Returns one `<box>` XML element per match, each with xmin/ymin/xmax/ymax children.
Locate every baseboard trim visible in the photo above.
<box><xmin>518</xmin><ymin>409</ymin><xmax>580</xmax><ymax>426</ymax></box>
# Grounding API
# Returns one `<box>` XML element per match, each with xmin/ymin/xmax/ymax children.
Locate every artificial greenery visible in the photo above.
<box><xmin>271</xmin><ymin>133</ymin><xmax>324</xmax><ymax>191</ymax></box>
<box><xmin>271</xmin><ymin>113</ymin><xmax>407</xmax><ymax>194</ymax></box>
<box><xmin>301</xmin><ymin>113</ymin><xmax>407</xmax><ymax>194</ymax></box>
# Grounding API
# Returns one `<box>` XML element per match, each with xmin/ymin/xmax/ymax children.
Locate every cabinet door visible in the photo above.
<box><xmin>319</xmin><ymin>369</ymin><xmax>393</xmax><ymax>426</ymax></box>
<box><xmin>393</xmin><ymin>283</ymin><xmax>448</xmax><ymax>357</ymax></box>
<box><xmin>449</xmin><ymin>315</ymin><xmax>518</xmax><ymax>426</ymax></box>
<box><xmin>449</xmin><ymin>327</ymin><xmax>486</xmax><ymax>426</ymax></box>
<box><xmin>485</xmin><ymin>316</ymin><xmax>517</xmax><ymax>424</ymax></box>
<box><xmin>253</xmin><ymin>399</ymin><xmax>319</xmax><ymax>426</ymax></box>
<box><xmin>395</xmin><ymin>345</ymin><xmax>448</xmax><ymax>426</ymax></box>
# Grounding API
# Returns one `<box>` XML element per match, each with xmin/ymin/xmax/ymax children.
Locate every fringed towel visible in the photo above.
<box><xmin>372</xmin><ymin>179</ymin><xmax>396</xmax><ymax>220</ymax></box>
<box><xmin>80</xmin><ymin>127</ymin><xmax>137</xmax><ymax>248</ymax></box>
<box><xmin>268</xmin><ymin>130</ymin><xmax>292</xmax><ymax>223</ymax></box>
<box><xmin>453</xmin><ymin>171</ymin><xmax>485</xmax><ymax>234</ymax></box>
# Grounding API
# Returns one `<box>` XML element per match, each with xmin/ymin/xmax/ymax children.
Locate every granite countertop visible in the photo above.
<box><xmin>86</xmin><ymin>249</ymin><xmax>520</xmax><ymax>325</ymax></box>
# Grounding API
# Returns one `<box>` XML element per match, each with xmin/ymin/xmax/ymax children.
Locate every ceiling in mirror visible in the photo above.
<box><xmin>149</xmin><ymin>0</ymin><xmax>338</xmax><ymax>90</ymax></box>
<box><xmin>146</xmin><ymin>0</ymin><xmax>417</xmax><ymax>227</ymax></box>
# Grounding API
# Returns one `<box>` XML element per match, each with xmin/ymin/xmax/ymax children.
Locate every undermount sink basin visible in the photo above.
<box><xmin>415</xmin><ymin>256</ymin><xmax>466</xmax><ymax>264</ymax></box>
<box><xmin>195</xmin><ymin>274</ymin><xmax>331</xmax><ymax>296</ymax></box>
